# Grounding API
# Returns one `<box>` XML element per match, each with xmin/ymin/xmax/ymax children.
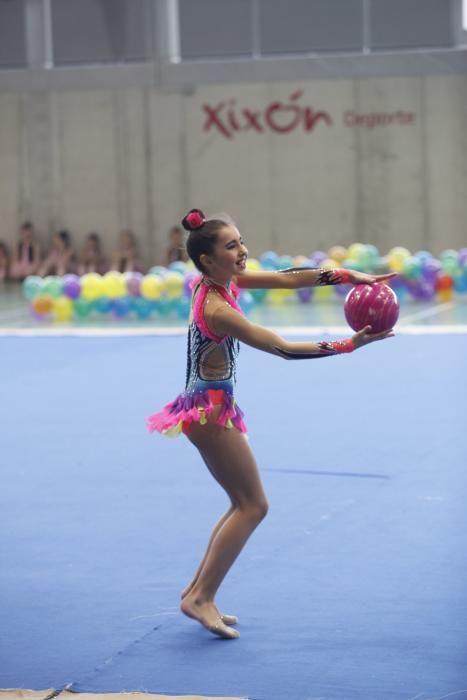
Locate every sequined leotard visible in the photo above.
<box><xmin>147</xmin><ymin>278</ymin><xmax>247</xmax><ymax>437</ymax></box>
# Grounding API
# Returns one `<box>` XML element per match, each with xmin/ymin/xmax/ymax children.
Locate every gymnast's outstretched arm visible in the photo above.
<box><xmin>234</xmin><ymin>267</ymin><xmax>397</xmax><ymax>290</ymax></box>
<box><xmin>210</xmin><ymin>305</ymin><xmax>394</xmax><ymax>359</ymax></box>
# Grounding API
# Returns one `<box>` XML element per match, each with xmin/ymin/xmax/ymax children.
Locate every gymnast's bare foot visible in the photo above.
<box><xmin>181</xmin><ymin>584</ymin><xmax>238</xmax><ymax>625</ymax></box>
<box><xmin>181</xmin><ymin>596</ymin><xmax>240</xmax><ymax>639</ymax></box>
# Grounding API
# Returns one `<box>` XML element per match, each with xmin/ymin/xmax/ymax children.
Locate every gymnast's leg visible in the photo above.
<box><xmin>181</xmin><ymin>415</ymin><xmax>269</xmax><ymax>639</ymax></box>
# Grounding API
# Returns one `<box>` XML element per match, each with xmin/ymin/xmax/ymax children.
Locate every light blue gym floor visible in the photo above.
<box><xmin>0</xmin><ymin>305</ymin><xmax>466</xmax><ymax>699</ymax></box>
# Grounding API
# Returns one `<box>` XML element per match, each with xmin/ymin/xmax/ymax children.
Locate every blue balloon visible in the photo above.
<box><xmin>239</xmin><ymin>291</ymin><xmax>255</xmax><ymax>314</ymax></box>
<box><xmin>132</xmin><ymin>297</ymin><xmax>153</xmax><ymax>319</ymax></box>
<box><xmin>112</xmin><ymin>296</ymin><xmax>131</xmax><ymax>317</ymax></box>
<box><xmin>94</xmin><ymin>297</ymin><xmax>112</xmax><ymax>314</ymax></box>
<box><xmin>259</xmin><ymin>251</ymin><xmax>279</xmax><ymax>269</ymax></box>
<box><xmin>175</xmin><ymin>296</ymin><xmax>191</xmax><ymax>319</ymax></box>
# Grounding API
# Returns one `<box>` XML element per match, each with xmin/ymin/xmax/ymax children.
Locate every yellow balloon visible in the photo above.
<box><xmin>268</xmin><ymin>288</ymin><xmax>294</xmax><ymax>304</ymax></box>
<box><xmin>347</xmin><ymin>243</ymin><xmax>366</xmax><ymax>261</ymax></box>
<box><xmin>389</xmin><ymin>246</ymin><xmax>411</xmax><ymax>259</ymax></box>
<box><xmin>53</xmin><ymin>296</ymin><xmax>74</xmax><ymax>322</ymax></box>
<box><xmin>322</xmin><ymin>258</ymin><xmax>339</xmax><ymax>269</ymax></box>
<box><xmin>103</xmin><ymin>272</ymin><xmax>126</xmax><ymax>299</ymax></box>
<box><xmin>437</xmin><ymin>289</ymin><xmax>453</xmax><ymax>303</ymax></box>
<box><xmin>140</xmin><ymin>274</ymin><xmax>163</xmax><ymax>300</ymax></box>
<box><xmin>328</xmin><ymin>246</ymin><xmax>348</xmax><ymax>263</ymax></box>
<box><xmin>314</xmin><ymin>285</ymin><xmax>333</xmax><ymax>301</ymax></box>
<box><xmin>81</xmin><ymin>273</ymin><xmax>104</xmax><ymax>301</ymax></box>
<box><xmin>163</xmin><ymin>271</ymin><xmax>184</xmax><ymax>299</ymax></box>
<box><xmin>293</xmin><ymin>255</ymin><xmax>309</xmax><ymax>267</ymax></box>
<box><xmin>246</xmin><ymin>258</ymin><xmax>261</xmax><ymax>271</ymax></box>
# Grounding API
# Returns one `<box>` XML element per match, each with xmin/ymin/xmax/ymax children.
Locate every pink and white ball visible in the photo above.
<box><xmin>344</xmin><ymin>283</ymin><xmax>399</xmax><ymax>333</ymax></box>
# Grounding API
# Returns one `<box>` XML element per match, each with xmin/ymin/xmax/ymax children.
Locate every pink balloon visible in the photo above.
<box><xmin>344</xmin><ymin>283</ymin><xmax>399</xmax><ymax>333</ymax></box>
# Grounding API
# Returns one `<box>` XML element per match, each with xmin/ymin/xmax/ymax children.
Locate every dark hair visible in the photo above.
<box><xmin>181</xmin><ymin>208</ymin><xmax>229</xmax><ymax>273</ymax></box>
<box><xmin>57</xmin><ymin>230</ymin><xmax>71</xmax><ymax>248</ymax></box>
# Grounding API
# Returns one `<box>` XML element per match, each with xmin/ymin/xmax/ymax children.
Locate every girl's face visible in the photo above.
<box><xmin>202</xmin><ymin>225</ymin><xmax>248</xmax><ymax>281</ymax></box>
<box><xmin>53</xmin><ymin>234</ymin><xmax>64</xmax><ymax>251</ymax></box>
<box><xmin>20</xmin><ymin>227</ymin><xmax>32</xmax><ymax>242</ymax></box>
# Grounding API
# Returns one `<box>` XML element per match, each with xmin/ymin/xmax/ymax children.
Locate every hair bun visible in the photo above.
<box><xmin>182</xmin><ymin>209</ymin><xmax>206</xmax><ymax>231</ymax></box>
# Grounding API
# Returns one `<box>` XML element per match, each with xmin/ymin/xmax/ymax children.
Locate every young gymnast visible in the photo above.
<box><xmin>147</xmin><ymin>209</ymin><xmax>395</xmax><ymax>640</ymax></box>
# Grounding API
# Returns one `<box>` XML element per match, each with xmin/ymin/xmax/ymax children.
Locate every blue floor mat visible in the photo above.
<box><xmin>1</xmin><ymin>335</ymin><xmax>466</xmax><ymax>699</ymax></box>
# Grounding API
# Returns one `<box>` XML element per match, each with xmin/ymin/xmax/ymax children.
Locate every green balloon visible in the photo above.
<box><xmin>41</xmin><ymin>276</ymin><xmax>63</xmax><ymax>298</ymax></box>
<box><xmin>74</xmin><ymin>298</ymin><xmax>93</xmax><ymax>318</ymax></box>
<box><xmin>442</xmin><ymin>258</ymin><xmax>460</xmax><ymax>276</ymax></box>
<box><xmin>251</xmin><ymin>288</ymin><xmax>268</xmax><ymax>303</ymax></box>
<box><xmin>22</xmin><ymin>275</ymin><xmax>43</xmax><ymax>301</ymax></box>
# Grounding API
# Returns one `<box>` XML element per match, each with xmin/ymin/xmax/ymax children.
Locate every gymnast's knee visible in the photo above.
<box><xmin>240</xmin><ymin>497</ymin><xmax>269</xmax><ymax>524</ymax></box>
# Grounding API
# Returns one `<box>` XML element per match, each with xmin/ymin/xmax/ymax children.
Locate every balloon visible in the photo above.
<box><xmin>458</xmin><ymin>248</ymin><xmax>467</xmax><ymax>265</ymax></box>
<box><xmin>292</xmin><ymin>255</ymin><xmax>309</xmax><ymax>267</ymax></box>
<box><xmin>314</xmin><ymin>285</ymin><xmax>333</xmax><ymax>301</ymax></box>
<box><xmin>81</xmin><ymin>273</ymin><xmax>104</xmax><ymax>301</ymax></box>
<box><xmin>401</xmin><ymin>256</ymin><xmax>422</xmax><ymax>280</ymax></box>
<box><xmin>342</xmin><ymin>258</ymin><xmax>364</xmax><ymax>272</ymax></box>
<box><xmin>239</xmin><ymin>290</ymin><xmax>255</xmax><ymax>314</ymax></box>
<box><xmin>94</xmin><ymin>297</ymin><xmax>112</xmax><ymax>314</ymax></box>
<box><xmin>277</xmin><ymin>255</ymin><xmax>294</xmax><ymax>270</ymax></box>
<box><xmin>155</xmin><ymin>297</ymin><xmax>173</xmax><ymax>316</ymax></box>
<box><xmin>74</xmin><ymin>298</ymin><xmax>93</xmax><ymax>318</ymax></box>
<box><xmin>52</xmin><ymin>296</ymin><xmax>74</xmax><ymax>322</ymax></box>
<box><xmin>32</xmin><ymin>295</ymin><xmax>53</xmax><ymax>315</ymax></box>
<box><xmin>132</xmin><ymin>297</ymin><xmax>153</xmax><ymax>319</ymax></box>
<box><xmin>422</xmin><ymin>258</ymin><xmax>441</xmax><ymax>284</ymax></box>
<box><xmin>441</xmin><ymin>258</ymin><xmax>460</xmax><ymax>277</ymax></box>
<box><xmin>22</xmin><ymin>276</ymin><xmax>43</xmax><ymax>301</ymax></box>
<box><xmin>454</xmin><ymin>275</ymin><xmax>467</xmax><ymax>294</ymax></box>
<box><xmin>163</xmin><ymin>271</ymin><xmax>184</xmax><ymax>299</ymax></box>
<box><xmin>388</xmin><ymin>247</ymin><xmax>411</xmax><ymax>273</ymax></box>
<box><xmin>62</xmin><ymin>274</ymin><xmax>81</xmax><ymax>300</ymax></box>
<box><xmin>140</xmin><ymin>274</ymin><xmax>163</xmax><ymax>300</ymax></box>
<box><xmin>41</xmin><ymin>276</ymin><xmax>63</xmax><ymax>298</ymax></box>
<box><xmin>334</xmin><ymin>283</ymin><xmax>352</xmax><ymax>298</ymax></box>
<box><xmin>345</xmin><ymin>283</ymin><xmax>399</xmax><ymax>332</ymax></box>
<box><xmin>297</xmin><ymin>287</ymin><xmax>313</xmax><ymax>303</ymax></box>
<box><xmin>245</xmin><ymin>258</ymin><xmax>261</xmax><ymax>271</ymax></box>
<box><xmin>435</xmin><ymin>274</ymin><xmax>454</xmax><ymax>291</ymax></box>
<box><xmin>328</xmin><ymin>246</ymin><xmax>347</xmax><ymax>263</ymax></box>
<box><xmin>406</xmin><ymin>279</ymin><xmax>435</xmax><ymax>301</ymax></box>
<box><xmin>414</xmin><ymin>250</ymin><xmax>432</xmax><ymax>263</ymax></box>
<box><xmin>259</xmin><ymin>251</ymin><xmax>279</xmax><ymax>269</ymax></box>
<box><xmin>268</xmin><ymin>288</ymin><xmax>294</xmax><ymax>304</ymax></box>
<box><xmin>373</xmin><ymin>256</ymin><xmax>390</xmax><ymax>274</ymax></box>
<box><xmin>250</xmin><ymin>288</ymin><xmax>268</xmax><ymax>303</ymax></box>
<box><xmin>112</xmin><ymin>296</ymin><xmax>131</xmax><ymax>318</ymax></box>
<box><xmin>125</xmin><ymin>272</ymin><xmax>143</xmax><ymax>296</ymax></box>
<box><xmin>322</xmin><ymin>258</ymin><xmax>338</xmax><ymax>269</ymax></box>
<box><xmin>347</xmin><ymin>243</ymin><xmax>366</xmax><ymax>262</ymax></box>
<box><xmin>169</xmin><ymin>261</ymin><xmax>187</xmax><ymax>275</ymax></box>
<box><xmin>440</xmin><ymin>249</ymin><xmax>458</xmax><ymax>262</ymax></box>
<box><xmin>310</xmin><ymin>251</ymin><xmax>327</xmax><ymax>265</ymax></box>
<box><xmin>183</xmin><ymin>272</ymin><xmax>200</xmax><ymax>298</ymax></box>
<box><xmin>102</xmin><ymin>271</ymin><xmax>126</xmax><ymax>299</ymax></box>
<box><xmin>175</xmin><ymin>296</ymin><xmax>191</xmax><ymax>319</ymax></box>
<box><xmin>148</xmin><ymin>265</ymin><xmax>168</xmax><ymax>278</ymax></box>
<box><xmin>437</xmin><ymin>288</ymin><xmax>454</xmax><ymax>302</ymax></box>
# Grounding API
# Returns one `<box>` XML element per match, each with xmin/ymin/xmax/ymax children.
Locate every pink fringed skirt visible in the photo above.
<box><xmin>147</xmin><ymin>388</ymin><xmax>247</xmax><ymax>438</ymax></box>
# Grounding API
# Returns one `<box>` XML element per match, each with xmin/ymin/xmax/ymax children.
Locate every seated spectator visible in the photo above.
<box><xmin>165</xmin><ymin>225</ymin><xmax>188</xmax><ymax>266</ymax></box>
<box><xmin>0</xmin><ymin>241</ymin><xmax>10</xmax><ymax>282</ymax></box>
<box><xmin>111</xmin><ymin>229</ymin><xmax>143</xmax><ymax>273</ymax></box>
<box><xmin>77</xmin><ymin>232</ymin><xmax>107</xmax><ymax>275</ymax></box>
<box><xmin>39</xmin><ymin>230</ymin><xmax>77</xmax><ymax>277</ymax></box>
<box><xmin>10</xmin><ymin>222</ymin><xmax>41</xmax><ymax>280</ymax></box>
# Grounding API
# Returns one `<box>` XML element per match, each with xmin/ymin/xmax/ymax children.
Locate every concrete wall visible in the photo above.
<box><xmin>0</xmin><ymin>74</ymin><xmax>466</xmax><ymax>264</ymax></box>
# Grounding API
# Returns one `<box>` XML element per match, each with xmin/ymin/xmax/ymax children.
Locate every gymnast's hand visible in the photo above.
<box><xmin>347</xmin><ymin>271</ymin><xmax>398</xmax><ymax>285</ymax></box>
<box><xmin>352</xmin><ymin>325</ymin><xmax>394</xmax><ymax>349</ymax></box>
